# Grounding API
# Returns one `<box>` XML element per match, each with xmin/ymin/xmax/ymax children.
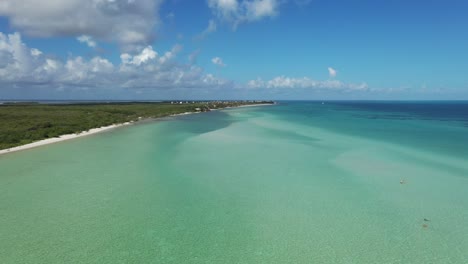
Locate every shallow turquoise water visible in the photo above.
<box><xmin>1</xmin><ymin>102</ymin><xmax>467</xmax><ymax>263</ymax></box>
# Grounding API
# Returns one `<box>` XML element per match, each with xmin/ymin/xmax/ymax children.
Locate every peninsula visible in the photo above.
<box><xmin>0</xmin><ymin>101</ymin><xmax>274</xmax><ymax>153</ymax></box>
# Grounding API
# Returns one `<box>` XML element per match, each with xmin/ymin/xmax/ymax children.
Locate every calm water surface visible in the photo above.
<box><xmin>1</xmin><ymin>101</ymin><xmax>467</xmax><ymax>263</ymax></box>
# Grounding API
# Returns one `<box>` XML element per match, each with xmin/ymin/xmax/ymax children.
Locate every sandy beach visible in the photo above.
<box><xmin>0</xmin><ymin>123</ymin><xmax>131</xmax><ymax>156</ymax></box>
<box><xmin>0</xmin><ymin>112</ymin><xmax>197</xmax><ymax>156</ymax></box>
<box><xmin>0</xmin><ymin>104</ymin><xmax>273</xmax><ymax>156</ymax></box>
<box><xmin>2</xmin><ymin>101</ymin><xmax>467</xmax><ymax>263</ymax></box>
<box><xmin>0</xmin><ymin>113</ymin><xmax>192</xmax><ymax>157</ymax></box>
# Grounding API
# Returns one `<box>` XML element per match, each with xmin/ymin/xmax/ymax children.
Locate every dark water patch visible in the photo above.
<box><xmin>165</xmin><ymin>110</ymin><xmax>236</xmax><ymax>135</ymax></box>
<box><xmin>262</xmin><ymin>128</ymin><xmax>319</xmax><ymax>145</ymax></box>
<box><xmin>267</xmin><ymin>101</ymin><xmax>468</xmax><ymax>159</ymax></box>
<box><xmin>325</xmin><ymin>101</ymin><xmax>468</xmax><ymax>123</ymax></box>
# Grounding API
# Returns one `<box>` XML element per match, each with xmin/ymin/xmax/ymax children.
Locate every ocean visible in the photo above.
<box><xmin>1</xmin><ymin>101</ymin><xmax>467</xmax><ymax>263</ymax></box>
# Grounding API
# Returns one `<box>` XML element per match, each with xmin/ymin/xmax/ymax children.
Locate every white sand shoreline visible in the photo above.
<box><xmin>0</xmin><ymin>103</ymin><xmax>274</xmax><ymax>156</ymax></box>
<box><xmin>0</xmin><ymin>122</ymin><xmax>133</xmax><ymax>156</ymax></box>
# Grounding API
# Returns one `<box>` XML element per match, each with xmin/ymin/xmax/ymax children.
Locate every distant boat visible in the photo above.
<box><xmin>321</xmin><ymin>102</ymin><xmax>325</xmax><ymax>105</ymax></box>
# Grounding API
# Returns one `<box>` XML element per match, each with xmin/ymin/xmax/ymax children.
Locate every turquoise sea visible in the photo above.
<box><xmin>1</xmin><ymin>101</ymin><xmax>467</xmax><ymax>263</ymax></box>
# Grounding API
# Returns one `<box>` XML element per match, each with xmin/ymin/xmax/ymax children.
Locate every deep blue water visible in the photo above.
<box><xmin>270</xmin><ymin>101</ymin><xmax>468</xmax><ymax>158</ymax></box>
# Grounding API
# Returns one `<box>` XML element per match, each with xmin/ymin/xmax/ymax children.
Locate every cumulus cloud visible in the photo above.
<box><xmin>0</xmin><ymin>0</ymin><xmax>163</xmax><ymax>51</ymax></box>
<box><xmin>0</xmin><ymin>50</ymin><xmax>14</xmax><ymax>68</ymax></box>
<box><xmin>0</xmin><ymin>32</ymin><xmax>229</xmax><ymax>91</ymax></box>
<box><xmin>212</xmin><ymin>57</ymin><xmax>226</xmax><ymax>67</ymax></box>
<box><xmin>77</xmin><ymin>35</ymin><xmax>97</xmax><ymax>48</ymax></box>
<box><xmin>0</xmin><ymin>32</ymin><xmax>59</xmax><ymax>83</ymax></box>
<box><xmin>246</xmin><ymin>76</ymin><xmax>368</xmax><ymax>91</ymax></box>
<box><xmin>208</xmin><ymin>0</ymin><xmax>279</xmax><ymax>27</ymax></box>
<box><xmin>122</xmin><ymin>46</ymin><xmax>158</xmax><ymax>66</ymax></box>
<box><xmin>0</xmin><ymin>31</ymin><xmax>372</xmax><ymax>97</ymax></box>
<box><xmin>328</xmin><ymin>67</ymin><xmax>337</xmax><ymax>78</ymax></box>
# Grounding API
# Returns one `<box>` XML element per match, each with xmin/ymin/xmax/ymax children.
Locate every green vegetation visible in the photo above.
<box><xmin>0</xmin><ymin>101</ymin><xmax>274</xmax><ymax>150</ymax></box>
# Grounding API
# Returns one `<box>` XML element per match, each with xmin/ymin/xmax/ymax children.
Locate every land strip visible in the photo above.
<box><xmin>0</xmin><ymin>101</ymin><xmax>274</xmax><ymax>153</ymax></box>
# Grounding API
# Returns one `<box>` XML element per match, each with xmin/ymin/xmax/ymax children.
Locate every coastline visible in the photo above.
<box><xmin>225</xmin><ymin>103</ymin><xmax>276</xmax><ymax>109</ymax></box>
<box><xmin>0</xmin><ymin>103</ymin><xmax>273</xmax><ymax>156</ymax></box>
<box><xmin>0</xmin><ymin>123</ymin><xmax>131</xmax><ymax>156</ymax></box>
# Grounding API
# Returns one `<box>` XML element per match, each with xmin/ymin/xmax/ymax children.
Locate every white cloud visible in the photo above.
<box><xmin>244</xmin><ymin>0</ymin><xmax>277</xmax><ymax>20</ymax></box>
<box><xmin>328</xmin><ymin>67</ymin><xmax>337</xmax><ymax>78</ymax></box>
<box><xmin>122</xmin><ymin>46</ymin><xmax>158</xmax><ymax>66</ymax></box>
<box><xmin>0</xmin><ymin>32</ymin><xmax>229</xmax><ymax>91</ymax></box>
<box><xmin>196</xmin><ymin>19</ymin><xmax>218</xmax><ymax>40</ymax></box>
<box><xmin>206</xmin><ymin>19</ymin><xmax>218</xmax><ymax>34</ymax></box>
<box><xmin>30</xmin><ymin>48</ymin><xmax>42</xmax><ymax>56</ymax></box>
<box><xmin>209</xmin><ymin>0</ymin><xmax>239</xmax><ymax>15</ymax></box>
<box><xmin>208</xmin><ymin>0</ymin><xmax>279</xmax><ymax>27</ymax></box>
<box><xmin>0</xmin><ymin>32</ymin><xmax>52</xmax><ymax>82</ymax></box>
<box><xmin>0</xmin><ymin>0</ymin><xmax>163</xmax><ymax>51</ymax></box>
<box><xmin>212</xmin><ymin>57</ymin><xmax>226</xmax><ymax>67</ymax></box>
<box><xmin>77</xmin><ymin>35</ymin><xmax>97</xmax><ymax>48</ymax></box>
<box><xmin>246</xmin><ymin>76</ymin><xmax>368</xmax><ymax>91</ymax></box>
<box><xmin>0</xmin><ymin>32</ymin><xmax>373</xmax><ymax>98</ymax></box>
<box><xmin>0</xmin><ymin>50</ymin><xmax>14</xmax><ymax>68</ymax></box>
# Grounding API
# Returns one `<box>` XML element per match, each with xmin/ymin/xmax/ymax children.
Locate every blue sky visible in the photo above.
<box><xmin>0</xmin><ymin>0</ymin><xmax>467</xmax><ymax>100</ymax></box>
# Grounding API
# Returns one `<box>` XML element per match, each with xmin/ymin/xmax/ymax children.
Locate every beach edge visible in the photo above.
<box><xmin>0</xmin><ymin>103</ymin><xmax>275</xmax><ymax>156</ymax></box>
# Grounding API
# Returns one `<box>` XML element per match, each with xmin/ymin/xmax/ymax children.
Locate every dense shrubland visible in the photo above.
<box><xmin>0</xmin><ymin>101</ymin><xmax>273</xmax><ymax>150</ymax></box>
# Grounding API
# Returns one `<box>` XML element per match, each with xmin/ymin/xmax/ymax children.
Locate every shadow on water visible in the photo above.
<box><xmin>247</xmin><ymin>117</ymin><xmax>320</xmax><ymax>145</ymax></box>
<box><xmin>167</xmin><ymin>110</ymin><xmax>237</xmax><ymax>135</ymax></box>
<box><xmin>266</xmin><ymin>129</ymin><xmax>319</xmax><ymax>144</ymax></box>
